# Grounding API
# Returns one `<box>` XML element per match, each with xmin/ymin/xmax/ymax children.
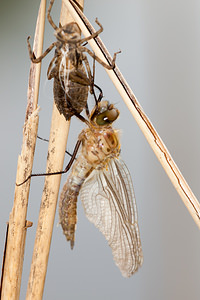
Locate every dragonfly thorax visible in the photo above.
<box><xmin>81</xmin><ymin>127</ymin><xmax>120</xmax><ymax>166</ymax></box>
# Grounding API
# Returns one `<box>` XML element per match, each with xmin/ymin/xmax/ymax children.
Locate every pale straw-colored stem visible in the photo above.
<box><xmin>64</xmin><ymin>0</ymin><xmax>200</xmax><ymax>229</ymax></box>
<box><xmin>25</xmin><ymin>1</ymin><xmax>84</xmax><ymax>299</ymax></box>
<box><xmin>0</xmin><ymin>1</ymin><xmax>46</xmax><ymax>299</ymax></box>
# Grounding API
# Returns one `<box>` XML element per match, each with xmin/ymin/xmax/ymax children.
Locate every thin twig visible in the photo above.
<box><xmin>25</xmin><ymin>1</ymin><xmax>84</xmax><ymax>299</ymax></box>
<box><xmin>0</xmin><ymin>1</ymin><xmax>46</xmax><ymax>299</ymax></box>
<box><xmin>0</xmin><ymin>223</ymin><xmax>9</xmax><ymax>298</ymax></box>
<box><xmin>64</xmin><ymin>0</ymin><xmax>200</xmax><ymax>229</ymax></box>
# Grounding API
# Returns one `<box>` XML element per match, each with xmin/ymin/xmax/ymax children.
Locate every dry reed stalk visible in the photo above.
<box><xmin>25</xmin><ymin>1</ymin><xmax>84</xmax><ymax>299</ymax></box>
<box><xmin>0</xmin><ymin>1</ymin><xmax>46</xmax><ymax>299</ymax></box>
<box><xmin>64</xmin><ymin>0</ymin><xmax>200</xmax><ymax>229</ymax></box>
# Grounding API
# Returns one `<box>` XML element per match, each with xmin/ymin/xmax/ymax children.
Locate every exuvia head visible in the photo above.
<box><xmin>90</xmin><ymin>101</ymin><xmax>119</xmax><ymax>126</ymax></box>
<box><xmin>55</xmin><ymin>22</ymin><xmax>81</xmax><ymax>43</ymax></box>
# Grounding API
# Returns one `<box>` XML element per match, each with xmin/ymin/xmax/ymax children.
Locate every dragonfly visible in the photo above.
<box><xmin>16</xmin><ymin>99</ymin><xmax>143</xmax><ymax>277</ymax></box>
<box><xmin>59</xmin><ymin>100</ymin><xmax>143</xmax><ymax>277</ymax></box>
<box><xmin>27</xmin><ymin>0</ymin><xmax>120</xmax><ymax>120</ymax></box>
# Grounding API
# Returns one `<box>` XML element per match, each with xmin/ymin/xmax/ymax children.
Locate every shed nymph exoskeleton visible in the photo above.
<box><xmin>27</xmin><ymin>0</ymin><xmax>120</xmax><ymax>120</ymax></box>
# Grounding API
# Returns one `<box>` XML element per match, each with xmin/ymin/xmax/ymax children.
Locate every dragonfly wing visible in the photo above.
<box><xmin>80</xmin><ymin>158</ymin><xmax>143</xmax><ymax>277</ymax></box>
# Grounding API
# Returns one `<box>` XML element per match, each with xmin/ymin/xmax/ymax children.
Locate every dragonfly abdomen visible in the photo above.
<box><xmin>59</xmin><ymin>156</ymin><xmax>93</xmax><ymax>248</ymax></box>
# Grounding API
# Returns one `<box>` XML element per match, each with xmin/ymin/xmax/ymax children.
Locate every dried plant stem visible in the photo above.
<box><xmin>25</xmin><ymin>1</ymin><xmax>84</xmax><ymax>299</ymax></box>
<box><xmin>0</xmin><ymin>1</ymin><xmax>46</xmax><ymax>299</ymax></box>
<box><xmin>64</xmin><ymin>0</ymin><xmax>200</xmax><ymax>229</ymax></box>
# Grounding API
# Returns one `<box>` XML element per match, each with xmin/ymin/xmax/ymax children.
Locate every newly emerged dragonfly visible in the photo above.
<box><xmin>16</xmin><ymin>100</ymin><xmax>143</xmax><ymax>277</ymax></box>
<box><xmin>59</xmin><ymin>101</ymin><xmax>143</xmax><ymax>277</ymax></box>
<box><xmin>27</xmin><ymin>0</ymin><xmax>119</xmax><ymax>120</ymax></box>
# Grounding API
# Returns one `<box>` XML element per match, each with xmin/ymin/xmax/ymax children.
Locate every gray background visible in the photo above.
<box><xmin>1</xmin><ymin>0</ymin><xmax>200</xmax><ymax>299</ymax></box>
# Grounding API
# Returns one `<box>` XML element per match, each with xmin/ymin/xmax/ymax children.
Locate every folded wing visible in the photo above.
<box><xmin>80</xmin><ymin>157</ymin><xmax>143</xmax><ymax>277</ymax></box>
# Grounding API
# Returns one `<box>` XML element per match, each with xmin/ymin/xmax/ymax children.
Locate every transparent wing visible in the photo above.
<box><xmin>80</xmin><ymin>157</ymin><xmax>143</xmax><ymax>277</ymax></box>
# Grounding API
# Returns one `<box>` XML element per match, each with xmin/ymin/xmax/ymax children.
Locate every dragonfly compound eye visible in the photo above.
<box><xmin>95</xmin><ymin>108</ymin><xmax>119</xmax><ymax>126</ymax></box>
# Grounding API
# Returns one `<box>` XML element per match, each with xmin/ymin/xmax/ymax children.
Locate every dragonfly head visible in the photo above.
<box><xmin>90</xmin><ymin>101</ymin><xmax>119</xmax><ymax>126</ymax></box>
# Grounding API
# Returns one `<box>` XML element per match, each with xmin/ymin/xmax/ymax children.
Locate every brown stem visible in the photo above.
<box><xmin>0</xmin><ymin>2</ymin><xmax>46</xmax><ymax>298</ymax></box>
